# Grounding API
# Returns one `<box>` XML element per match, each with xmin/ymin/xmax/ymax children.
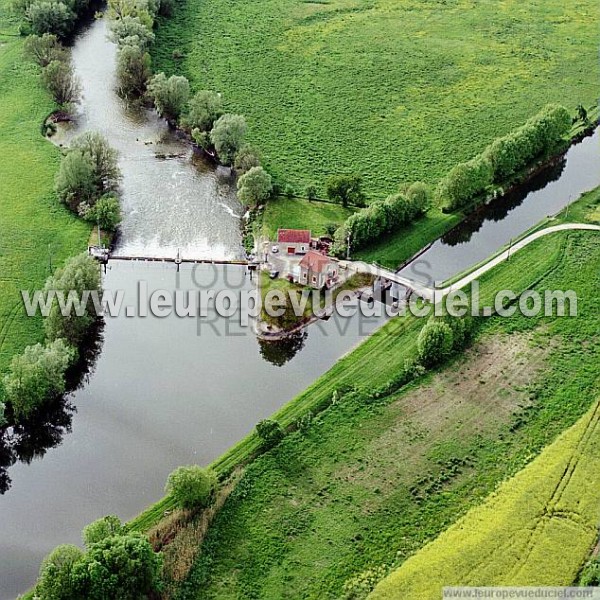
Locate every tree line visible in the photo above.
<box><xmin>436</xmin><ymin>103</ymin><xmax>572</xmax><ymax>211</ymax></box>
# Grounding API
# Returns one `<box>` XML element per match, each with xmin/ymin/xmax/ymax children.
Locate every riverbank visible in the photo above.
<box><xmin>0</xmin><ymin>7</ymin><xmax>90</xmax><ymax>374</ymax></box>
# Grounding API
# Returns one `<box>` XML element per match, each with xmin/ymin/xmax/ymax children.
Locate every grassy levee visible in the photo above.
<box><xmin>129</xmin><ymin>191</ymin><xmax>599</xmax><ymax>537</ymax></box>
<box><xmin>152</xmin><ymin>0</ymin><xmax>599</xmax><ymax>200</ymax></box>
<box><xmin>0</xmin><ymin>6</ymin><xmax>90</xmax><ymax>374</ymax></box>
<box><xmin>369</xmin><ymin>398</ymin><xmax>600</xmax><ymax>599</ymax></box>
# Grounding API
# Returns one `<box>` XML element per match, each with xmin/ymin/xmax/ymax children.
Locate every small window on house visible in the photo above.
<box><xmin>312</xmin><ymin>275</ymin><xmax>317</xmax><ymax>284</ymax></box>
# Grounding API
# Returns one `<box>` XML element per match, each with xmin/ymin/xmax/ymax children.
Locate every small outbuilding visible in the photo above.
<box><xmin>277</xmin><ymin>229</ymin><xmax>311</xmax><ymax>255</ymax></box>
<box><xmin>298</xmin><ymin>250</ymin><xmax>338</xmax><ymax>289</ymax></box>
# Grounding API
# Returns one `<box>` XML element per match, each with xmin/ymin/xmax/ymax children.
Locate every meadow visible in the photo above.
<box><xmin>0</xmin><ymin>4</ymin><xmax>89</xmax><ymax>373</ymax></box>
<box><xmin>370</xmin><ymin>398</ymin><xmax>600</xmax><ymax>598</ymax></box>
<box><xmin>153</xmin><ymin>0</ymin><xmax>599</xmax><ymax>202</ymax></box>
<box><xmin>145</xmin><ymin>187</ymin><xmax>600</xmax><ymax>598</ymax></box>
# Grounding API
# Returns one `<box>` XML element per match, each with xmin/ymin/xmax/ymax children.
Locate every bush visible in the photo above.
<box><xmin>109</xmin><ymin>15</ymin><xmax>155</xmax><ymax>49</ymax></box>
<box><xmin>326</xmin><ymin>174</ymin><xmax>365</xmax><ymax>207</ymax></box>
<box><xmin>234</xmin><ymin>145</ymin><xmax>261</xmax><ymax>174</ymax></box>
<box><xmin>24</xmin><ymin>33</ymin><xmax>67</xmax><ymax>66</ymax></box>
<box><xmin>71</xmin><ymin>533</ymin><xmax>163</xmax><ymax>598</ymax></box>
<box><xmin>147</xmin><ymin>72</ymin><xmax>190</xmax><ymax>120</ymax></box>
<box><xmin>116</xmin><ymin>43</ymin><xmax>151</xmax><ymax>97</ymax></box>
<box><xmin>417</xmin><ymin>320</ymin><xmax>454</xmax><ymax>367</ymax></box>
<box><xmin>83</xmin><ymin>515</ymin><xmax>123</xmax><ymax>548</ymax></box>
<box><xmin>55</xmin><ymin>149</ymin><xmax>97</xmax><ymax>211</ymax></box>
<box><xmin>436</xmin><ymin>155</ymin><xmax>493</xmax><ymax>212</ymax></box>
<box><xmin>256</xmin><ymin>418</ymin><xmax>285</xmax><ymax>449</ymax></box>
<box><xmin>36</xmin><ymin>544</ymin><xmax>84</xmax><ymax>600</ymax></box>
<box><xmin>84</xmin><ymin>194</ymin><xmax>122</xmax><ymax>231</ymax></box>
<box><xmin>2</xmin><ymin>339</ymin><xmax>75</xmax><ymax>421</ymax></box>
<box><xmin>26</xmin><ymin>1</ymin><xmax>75</xmax><ymax>37</ymax></box>
<box><xmin>44</xmin><ymin>253</ymin><xmax>102</xmax><ymax>346</ymax></box>
<box><xmin>166</xmin><ymin>465</ymin><xmax>218</xmax><ymax>509</ymax></box>
<box><xmin>305</xmin><ymin>182</ymin><xmax>318</xmax><ymax>202</ymax></box>
<box><xmin>210</xmin><ymin>113</ymin><xmax>247</xmax><ymax>165</ymax></box>
<box><xmin>237</xmin><ymin>166</ymin><xmax>272</xmax><ymax>207</ymax></box>
<box><xmin>42</xmin><ymin>59</ymin><xmax>80</xmax><ymax>107</ymax></box>
<box><xmin>183</xmin><ymin>90</ymin><xmax>223</xmax><ymax>133</ymax></box>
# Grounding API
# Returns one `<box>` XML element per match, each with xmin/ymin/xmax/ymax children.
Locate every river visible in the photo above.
<box><xmin>1</xmin><ymin>13</ymin><xmax>599</xmax><ymax>599</ymax></box>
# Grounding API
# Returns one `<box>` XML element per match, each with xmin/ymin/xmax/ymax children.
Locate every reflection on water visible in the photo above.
<box><xmin>65</xmin><ymin>17</ymin><xmax>244</xmax><ymax>260</ymax></box>
<box><xmin>258</xmin><ymin>330</ymin><xmax>309</xmax><ymax>367</ymax></box>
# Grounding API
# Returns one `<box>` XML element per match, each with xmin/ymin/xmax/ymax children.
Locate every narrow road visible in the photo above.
<box><xmin>351</xmin><ymin>223</ymin><xmax>600</xmax><ymax>301</ymax></box>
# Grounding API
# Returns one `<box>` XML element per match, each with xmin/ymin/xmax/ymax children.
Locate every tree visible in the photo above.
<box><xmin>83</xmin><ymin>515</ymin><xmax>123</xmax><ymax>548</ymax></box>
<box><xmin>405</xmin><ymin>181</ymin><xmax>432</xmax><ymax>215</ymax></box>
<box><xmin>147</xmin><ymin>72</ymin><xmax>190</xmax><ymax>120</ymax></box>
<box><xmin>210</xmin><ymin>113</ymin><xmax>247</xmax><ymax>165</ymax></box>
<box><xmin>71</xmin><ymin>131</ymin><xmax>121</xmax><ymax>195</ymax></box>
<box><xmin>417</xmin><ymin>320</ymin><xmax>454</xmax><ymax>367</ymax></box>
<box><xmin>2</xmin><ymin>339</ymin><xmax>75</xmax><ymax>421</ymax></box>
<box><xmin>305</xmin><ymin>182</ymin><xmax>318</xmax><ymax>202</ymax></box>
<box><xmin>42</xmin><ymin>59</ymin><xmax>80</xmax><ymax>107</ymax></box>
<box><xmin>108</xmin><ymin>0</ymin><xmax>154</xmax><ymax>28</ymax></box>
<box><xmin>26</xmin><ymin>1</ymin><xmax>75</xmax><ymax>37</ymax></box>
<box><xmin>233</xmin><ymin>144</ymin><xmax>261</xmax><ymax>174</ymax></box>
<box><xmin>36</xmin><ymin>544</ymin><xmax>84</xmax><ymax>600</ymax></box>
<box><xmin>165</xmin><ymin>465</ymin><xmax>218</xmax><ymax>509</ymax></box>
<box><xmin>71</xmin><ymin>533</ymin><xmax>162</xmax><ymax>599</ymax></box>
<box><xmin>237</xmin><ymin>166</ymin><xmax>272</xmax><ymax>207</ymax></box>
<box><xmin>24</xmin><ymin>33</ymin><xmax>67</xmax><ymax>67</ymax></box>
<box><xmin>44</xmin><ymin>253</ymin><xmax>102</xmax><ymax>346</ymax></box>
<box><xmin>326</xmin><ymin>174</ymin><xmax>365</xmax><ymax>207</ymax></box>
<box><xmin>256</xmin><ymin>418</ymin><xmax>285</xmax><ymax>449</ymax></box>
<box><xmin>183</xmin><ymin>90</ymin><xmax>223</xmax><ymax>132</ymax></box>
<box><xmin>109</xmin><ymin>15</ymin><xmax>155</xmax><ymax>49</ymax></box>
<box><xmin>116</xmin><ymin>43</ymin><xmax>152</xmax><ymax>97</ymax></box>
<box><xmin>55</xmin><ymin>150</ymin><xmax>97</xmax><ymax>211</ymax></box>
<box><xmin>436</xmin><ymin>155</ymin><xmax>493</xmax><ymax>211</ymax></box>
<box><xmin>85</xmin><ymin>194</ymin><xmax>122</xmax><ymax>231</ymax></box>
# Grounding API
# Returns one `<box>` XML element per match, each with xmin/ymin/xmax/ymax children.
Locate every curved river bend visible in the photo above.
<box><xmin>0</xmin><ymin>15</ymin><xmax>599</xmax><ymax>599</ymax></box>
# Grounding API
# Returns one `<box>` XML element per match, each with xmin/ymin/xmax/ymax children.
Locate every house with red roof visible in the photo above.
<box><xmin>298</xmin><ymin>250</ymin><xmax>339</xmax><ymax>289</ymax></box>
<box><xmin>277</xmin><ymin>229</ymin><xmax>311</xmax><ymax>255</ymax></box>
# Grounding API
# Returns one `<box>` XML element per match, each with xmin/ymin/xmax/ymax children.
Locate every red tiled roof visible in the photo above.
<box><xmin>277</xmin><ymin>229</ymin><xmax>311</xmax><ymax>243</ymax></box>
<box><xmin>299</xmin><ymin>250</ymin><xmax>334</xmax><ymax>273</ymax></box>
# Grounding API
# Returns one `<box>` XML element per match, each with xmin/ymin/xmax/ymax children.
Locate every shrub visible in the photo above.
<box><xmin>42</xmin><ymin>59</ymin><xmax>80</xmax><ymax>107</ymax></box>
<box><xmin>44</xmin><ymin>253</ymin><xmax>102</xmax><ymax>346</ymax></box>
<box><xmin>71</xmin><ymin>533</ymin><xmax>163</xmax><ymax>598</ymax></box>
<box><xmin>26</xmin><ymin>1</ymin><xmax>75</xmax><ymax>37</ymax></box>
<box><xmin>116</xmin><ymin>43</ymin><xmax>152</xmax><ymax>97</ymax></box>
<box><xmin>109</xmin><ymin>15</ymin><xmax>155</xmax><ymax>49</ymax></box>
<box><xmin>237</xmin><ymin>166</ymin><xmax>272</xmax><ymax>207</ymax></box>
<box><xmin>24</xmin><ymin>33</ymin><xmax>67</xmax><ymax>66</ymax></box>
<box><xmin>183</xmin><ymin>90</ymin><xmax>224</xmax><ymax>133</ymax></box>
<box><xmin>305</xmin><ymin>182</ymin><xmax>318</xmax><ymax>202</ymax></box>
<box><xmin>147</xmin><ymin>72</ymin><xmax>190</xmax><ymax>120</ymax></box>
<box><xmin>83</xmin><ymin>515</ymin><xmax>123</xmax><ymax>548</ymax></box>
<box><xmin>256</xmin><ymin>418</ymin><xmax>285</xmax><ymax>449</ymax></box>
<box><xmin>55</xmin><ymin>149</ymin><xmax>97</xmax><ymax>211</ymax></box>
<box><xmin>166</xmin><ymin>465</ymin><xmax>218</xmax><ymax>509</ymax></box>
<box><xmin>326</xmin><ymin>174</ymin><xmax>365</xmax><ymax>207</ymax></box>
<box><xmin>436</xmin><ymin>155</ymin><xmax>493</xmax><ymax>212</ymax></box>
<box><xmin>2</xmin><ymin>339</ymin><xmax>75</xmax><ymax>421</ymax></box>
<box><xmin>85</xmin><ymin>194</ymin><xmax>122</xmax><ymax>231</ymax></box>
<box><xmin>417</xmin><ymin>320</ymin><xmax>454</xmax><ymax>367</ymax></box>
<box><xmin>210</xmin><ymin>113</ymin><xmax>247</xmax><ymax>165</ymax></box>
<box><xmin>36</xmin><ymin>544</ymin><xmax>84</xmax><ymax>600</ymax></box>
<box><xmin>234</xmin><ymin>145</ymin><xmax>261</xmax><ymax>174</ymax></box>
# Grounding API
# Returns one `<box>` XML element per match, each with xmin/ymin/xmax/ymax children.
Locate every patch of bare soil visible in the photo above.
<box><xmin>337</xmin><ymin>332</ymin><xmax>553</xmax><ymax>495</ymax></box>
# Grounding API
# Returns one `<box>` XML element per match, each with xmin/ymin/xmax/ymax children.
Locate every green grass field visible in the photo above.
<box><xmin>370</xmin><ymin>399</ymin><xmax>600</xmax><ymax>599</ymax></box>
<box><xmin>0</xmin><ymin>5</ymin><xmax>89</xmax><ymax>373</ymax></box>
<box><xmin>153</xmin><ymin>0</ymin><xmax>599</xmax><ymax>201</ymax></box>
<box><xmin>161</xmin><ymin>198</ymin><xmax>599</xmax><ymax>598</ymax></box>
